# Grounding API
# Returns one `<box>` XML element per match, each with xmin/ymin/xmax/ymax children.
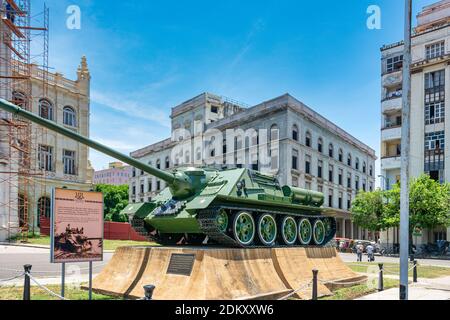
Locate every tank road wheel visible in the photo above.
<box><xmin>313</xmin><ymin>220</ymin><xmax>326</xmax><ymax>245</ymax></box>
<box><xmin>298</xmin><ymin>218</ymin><xmax>312</xmax><ymax>245</ymax></box>
<box><xmin>232</xmin><ymin>211</ymin><xmax>255</xmax><ymax>246</ymax></box>
<box><xmin>257</xmin><ymin>214</ymin><xmax>277</xmax><ymax>246</ymax></box>
<box><xmin>280</xmin><ymin>216</ymin><xmax>298</xmax><ymax>246</ymax></box>
<box><xmin>216</xmin><ymin>209</ymin><xmax>229</xmax><ymax>233</ymax></box>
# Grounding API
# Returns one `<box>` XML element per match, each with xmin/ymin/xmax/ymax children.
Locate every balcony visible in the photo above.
<box><xmin>382</xmin><ymin>70</ymin><xmax>402</xmax><ymax>87</ymax></box>
<box><xmin>381</xmin><ymin>156</ymin><xmax>401</xmax><ymax>170</ymax></box>
<box><xmin>382</xmin><ymin>96</ymin><xmax>402</xmax><ymax>113</ymax></box>
<box><xmin>381</xmin><ymin>126</ymin><xmax>402</xmax><ymax>141</ymax></box>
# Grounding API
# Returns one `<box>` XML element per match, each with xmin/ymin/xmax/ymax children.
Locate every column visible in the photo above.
<box><xmin>342</xmin><ymin>218</ymin><xmax>346</xmax><ymax>239</ymax></box>
<box><xmin>351</xmin><ymin>222</ymin><xmax>354</xmax><ymax>239</ymax></box>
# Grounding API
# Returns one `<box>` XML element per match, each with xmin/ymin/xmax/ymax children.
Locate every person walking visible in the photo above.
<box><xmin>366</xmin><ymin>243</ymin><xmax>375</xmax><ymax>262</ymax></box>
<box><xmin>356</xmin><ymin>242</ymin><xmax>363</xmax><ymax>262</ymax></box>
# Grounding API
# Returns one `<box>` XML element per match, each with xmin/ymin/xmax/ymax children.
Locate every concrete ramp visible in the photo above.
<box><xmin>91</xmin><ymin>246</ymin><xmax>365</xmax><ymax>300</ymax></box>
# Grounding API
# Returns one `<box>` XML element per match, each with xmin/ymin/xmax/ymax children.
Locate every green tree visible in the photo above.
<box><xmin>351</xmin><ymin>189</ymin><xmax>386</xmax><ymax>232</ymax></box>
<box><xmin>351</xmin><ymin>174</ymin><xmax>450</xmax><ymax>242</ymax></box>
<box><xmin>94</xmin><ymin>184</ymin><xmax>129</xmax><ymax>222</ymax></box>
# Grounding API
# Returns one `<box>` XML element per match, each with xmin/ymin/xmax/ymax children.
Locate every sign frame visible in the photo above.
<box><xmin>50</xmin><ymin>187</ymin><xmax>104</xmax><ymax>264</ymax></box>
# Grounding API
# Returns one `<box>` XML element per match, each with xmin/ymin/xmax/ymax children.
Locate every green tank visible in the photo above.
<box><xmin>0</xmin><ymin>99</ymin><xmax>337</xmax><ymax>247</ymax></box>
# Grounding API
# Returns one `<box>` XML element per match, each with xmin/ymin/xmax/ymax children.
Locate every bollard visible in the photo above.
<box><xmin>23</xmin><ymin>264</ymin><xmax>32</xmax><ymax>301</ymax></box>
<box><xmin>378</xmin><ymin>263</ymin><xmax>384</xmax><ymax>292</ymax></box>
<box><xmin>413</xmin><ymin>260</ymin><xmax>418</xmax><ymax>283</ymax></box>
<box><xmin>410</xmin><ymin>254</ymin><xmax>415</xmax><ymax>262</ymax></box>
<box><xmin>143</xmin><ymin>285</ymin><xmax>156</xmax><ymax>300</ymax></box>
<box><xmin>312</xmin><ymin>269</ymin><xmax>318</xmax><ymax>300</ymax></box>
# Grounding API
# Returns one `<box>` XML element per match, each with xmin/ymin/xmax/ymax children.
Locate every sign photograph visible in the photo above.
<box><xmin>51</xmin><ymin>188</ymin><xmax>104</xmax><ymax>263</ymax></box>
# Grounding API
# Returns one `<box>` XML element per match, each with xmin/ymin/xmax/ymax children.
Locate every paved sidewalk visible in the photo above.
<box><xmin>357</xmin><ymin>276</ymin><xmax>450</xmax><ymax>300</ymax></box>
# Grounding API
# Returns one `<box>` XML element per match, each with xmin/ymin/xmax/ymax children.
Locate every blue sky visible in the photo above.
<box><xmin>38</xmin><ymin>0</ymin><xmax>436</xmax><ymax>184</ymax></box>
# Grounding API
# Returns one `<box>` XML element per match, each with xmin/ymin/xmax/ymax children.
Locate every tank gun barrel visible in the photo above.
<box><xmin>0</xmin><ymin>99</ymin><xmax>175</xmax><ymax>184</ymax></box>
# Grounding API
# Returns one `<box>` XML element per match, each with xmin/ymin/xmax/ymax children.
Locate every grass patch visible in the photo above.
<box><xmin>0</xmin><ymin>284</ymin><xmax>119</xmax><ymax>300</ymax></box>
<box><xmin>346</xmin><ymin>262</ymin><xmax>450</xmax><ymax>279</ymax></box>
<box><xmin>321</xmin><ymin>278</ymin><xmax>399</xmax><ymax>300</ymax></box>
<box><xmin>10</xmin><ymin>235</ymin><xmax>158</xmax><ymax>251</ymax></box>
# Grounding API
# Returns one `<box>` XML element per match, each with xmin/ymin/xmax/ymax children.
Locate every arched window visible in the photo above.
<box><xmin>38</xmin><ymin>197</ymin><xmax>51</xmax><ymax>219</ymax></box>
<box><xmin>39</xmin><ymin>99</ymin><xmax>53</xmax><ymax>120</ymax></box>
<box><xmin>12</xmin><ymin>91</ymin><xmax>27</xmax><ymax>108</ymax></box>
<box><xmin>347</xmin><ymin>153</ymin><xmax>352</xmax><ymax>167</ymax></box>
<box><xmin>63</xmin><ymin>106</ymin><xmax>77</xmax><ymax>127</ymax></box>
<box><xmin>369</xmin><ymin>165</ymin><xmax>373</xmax><ymax>177</ymax></box>
<box><xmin>338</xmin><ymin>149</ymin><xmax>343</xmax><ymax>162</ymax></box>
<box><xmin>305</xmin><ymin>131</ymin><xmax>311</xmax><ymax>147</ymax></box>
<box><xmin>292</xmin><ymin>124</ymin><xmax>299</xmax><ymax>141</ymax></box>
<box><xmin>156</xmin><ymin>159</ymin><xmax>161</xmax><ymax>169</ymax></box>
<box><xmin>329</xmin><ymin>143</ymin><xmax>334</xmax><ymax>158</ymax></box>
<box><xmin>363</xmin><ymin>161</ymin><xmax>367</xmax><ymax>174</ymax></box>
<box><xmin>165</xmin><ymin>156</ymin><xmax>170</xmax><ymax>169</ymax></box>
<box><xmin>355</xmin><ymin>157</ymin><xmax>360</xmax><ymax>170</ymax></box>
<box><xmin>318</xmin><ymin>137</ymin><xmax>323</xmax><ymax>153</ymax></box>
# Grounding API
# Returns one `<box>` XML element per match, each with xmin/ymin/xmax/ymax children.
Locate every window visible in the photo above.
<box><xmin>156</xmin><ymin>159</ymin><xmax>161</xmax><ymax>169</ymax></box>
<box><xmin>39</xmin><ymin>99</ymin><xmax>53</xmax><ymax>120</ymax></box>
<box><xmin>165</xmin><ymin>156</ymin><xmax>170</xmax><ymax>169</ymax></box>
<box><xmin>270</xmin><ymin>124</ymin><xmax>279</xmax><ymax>141</ymax></box>
<box><xmin>148</xmin><ymin>180</ymin><xmax>153</xmax><ymax>192</ymax></box>
<box><xmin>347</xmin><ymin>173</ymin><xmax>352</xmax><ymax>189</ymax></box>
<box><xmin>305</xmin><ymin>155</ymin><xmax>311</xmax><ymax>175</ymax></box>
<box><xmin>38</xmin><ymin>145</ymin><xmax>53</xmax><ymax>171</ymax></box>
<box><xmin>292</xmin><ymin>149</ymin><xmax>299</xmax><ymax>170</ymax></box>
<box><xmin>132</xmin><ymin>168</ymin><xmax>136</xmax><ymax>177</ymax></box>
<box><xmin>363</xmin><ymin>161</ymin><xmax>367</xmax><ymax>174</ymax></box>
<box><xmin>317</xmin><ymin>184</ymin><xmax>323</xmax><ymax>193</ymax></box>
<box><xmin>132</xmin><ymin>184</ymin><xmax>136</xmax><ymax>195</ymax></box>
<box><xmin>318</xmin><ymin>138</ymin><xmax>323</xmax><ymax>153</ymax></box>
<box><xmin>292</xmin><ymin>125</ymin><xmax>299</xmax><ymax>141</ymax></box>
<box><xmin>338</xmin><ymin>192</ymin><xmax>343</xmax><ymax>209</ymax></box>
<box><xmin>318</xmin><ymin>160</ymin><xmax>323</xmax><ymax>178</ymax></box>
<box><xmin>425</xmin><ymin>131</ymin><xmax>445</xmax><ymax>150</ymax></box>
<box><xmin>329</xmin><ymin>165</ymin><xmax>334</xmax><ymax>183</ymax></box>
<box><xmin>355</xmin><ymin>176</ymin><xmax>360</xmax><ymax>191</ymax></box>
<box><xmin>329</xmin><ymin>144</ymin><xmax>334</xmax><ymax>158</ymax></box>
<box><xmin>338</xmin><ymin>149</ymin><xmax>343</xmax><ymax>162</ymax></box>
<box><xmin>185</xmin><ymin>151</ymin><xmax>190</xmax><ymax>164</ymax></box>
<box><xmin>426</xmin><ymin>41</ymin><xmax>445</xmax><ymax>60</ymax></box>
<box><xmin>355</xmin><ymin>158</ymin><xmax>359</xmax><ymax>171</ymax></box>
<box><xmin>63</xmin><ymin>106</ymin><xmax>76</xmax><ymax>127</ymax></box>
<box><xmin>12</xmin><ymin>91</ymin><xmax>27</xmax><ymax>108</ymax></box>
<box><xmin>305</xmin><ymin>182</ymin><xmax>311</xmax><ymax>190</ymax></box>
<box><xmin>338</xmin><ymin>168</ymin><xmax>343</xmax><ymax>185</ymax></box>
<box><xmin>156</xmin><ymin>181</ymin><xmax>161</xmax><ymax>191</ymax></box>
<box><xmin>292</xmin><ymin>176</ymin><xmax>299</xmax><ymax>187</ymax></box>
<box><xmin>369</xmin><ymin>165</ymin><xmax>373</xmax><ymax>177</ymax></box>
<box><xmin>211</xmin><ymin>106</ymin><xmax>219</xmax><ymax>114</ymax></box>
<box><xmin>363</xmin><ymin>179</ymin><xmax>367</xmax><ymax>192</ymax></box>
<box><xmin>328</xmin><ymin>189</ymin><xmax>333</xmax><ymax>207</ymax></box>
<box><xmin>347</xmin><ymin>194</ymin><xmax>352</xmax><ymax>210</ymax></box>
<box><xmin>140</xmin><ymin>182</ymin><xmax>144</xmax><ymax>194</ymax></box>
<box><xmin>425</xmin><ymin>70</ymin><xmax>445</xmax><ymax>125</ymax></box>
<box><xmin>347</xmin><ymin>154</ymin><xmax>352</xmax><ymax>167</ymax></box>
<box><xmin>305</xmin><ymin>131</ymin><xmax>311</xmax><ymax>147</ymax></box>
<box><xmin>38</xmin><ymin>197</ymin><xmax>51</xmax><ymax>219</ymax></box>
<box><xmin>63</xmin><ymin>150</ymin><xmax>76</xmax><ymax>175</ymax></box>
<box><xmin>386</xmin><ymin>54</ymin><xmax>403</xmax><ymax>73</ymax></box>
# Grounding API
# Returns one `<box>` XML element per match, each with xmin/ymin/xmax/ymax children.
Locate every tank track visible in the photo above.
<box><xmin>197</xmin><ymin>206</ymin><xmax>337</xmax><ymax>248</ymax></box>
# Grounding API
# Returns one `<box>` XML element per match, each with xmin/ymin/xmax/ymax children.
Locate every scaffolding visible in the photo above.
<box><xmin>0</xmin><ymin>0</ymin><xmax>49</xmax><ymax>242</ymax></box>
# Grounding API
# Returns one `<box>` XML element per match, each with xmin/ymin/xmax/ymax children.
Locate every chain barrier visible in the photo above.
<box><xmin>319</xmin><ymin>278</ymin><xmax>367</xmax><ymax>286</ymax></box>
<box><xmin>26</xmin><ymin>272</ymin><xmax>69</xmax><ymax>300</ymax></box>
<box><xmin>0</xmin><ymin>272</ymin><xmax>25</xmax><ymax>283</ymax></box>
<box><xmin>277</xmin><ymin>281</ymin><xmax>312</xmax><ymax>300</ymax></box>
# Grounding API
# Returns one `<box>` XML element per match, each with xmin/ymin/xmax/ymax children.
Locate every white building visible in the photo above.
<box><xmin>129</xmin><ymin>92</ymin><xmax>377</xmax><ymax>240</ymax></box>
<box><xmin>380</xmin><ymin>0</ymin><xmax>450</xmax><ymax>247</ymax></box>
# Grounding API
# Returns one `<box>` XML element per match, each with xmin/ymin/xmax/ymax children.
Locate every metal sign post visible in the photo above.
<box><xmin>400</xmin><ymin>0</ymin><xmax>412</xmax><ymax>301</ymax></box>
<box><xmin>89</xmin><ymin>261</ymin><xmax>93</xmax><ymax>300</ymax></box>
<box><xmin>61</xmin><ymin>262</ymin><xmax>65</xmax><ymax>298</ymax></box>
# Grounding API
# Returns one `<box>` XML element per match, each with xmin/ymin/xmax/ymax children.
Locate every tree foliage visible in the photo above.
<box><xmin>351</xmin><ymin>174</ymin><xmax>450</xmax><ymax>232</ymax></box>
<box><xmin>94</xmin><ymin>184</ymin><xmax>129</xmax><ymax>222</ymax></box>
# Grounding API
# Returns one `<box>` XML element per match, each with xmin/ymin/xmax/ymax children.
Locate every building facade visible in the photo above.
<box><xmin>380</xmin><ymin>0</ymin><xmax>450</xmax><ymax>247</ymax></box>
<box><xmin>129</xmin><ymin>93</ymin><xmax>377</xmax><ymax>240</ymax></box>
<box><xmin>94</xmin><ymin>162</ymin><xmax>131</xmax><ymax>185</ymax></box>
<box><xmin>0</xmin><ymin>57</ymin><xmax>94</xmax><ymax>240</ymax></box>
